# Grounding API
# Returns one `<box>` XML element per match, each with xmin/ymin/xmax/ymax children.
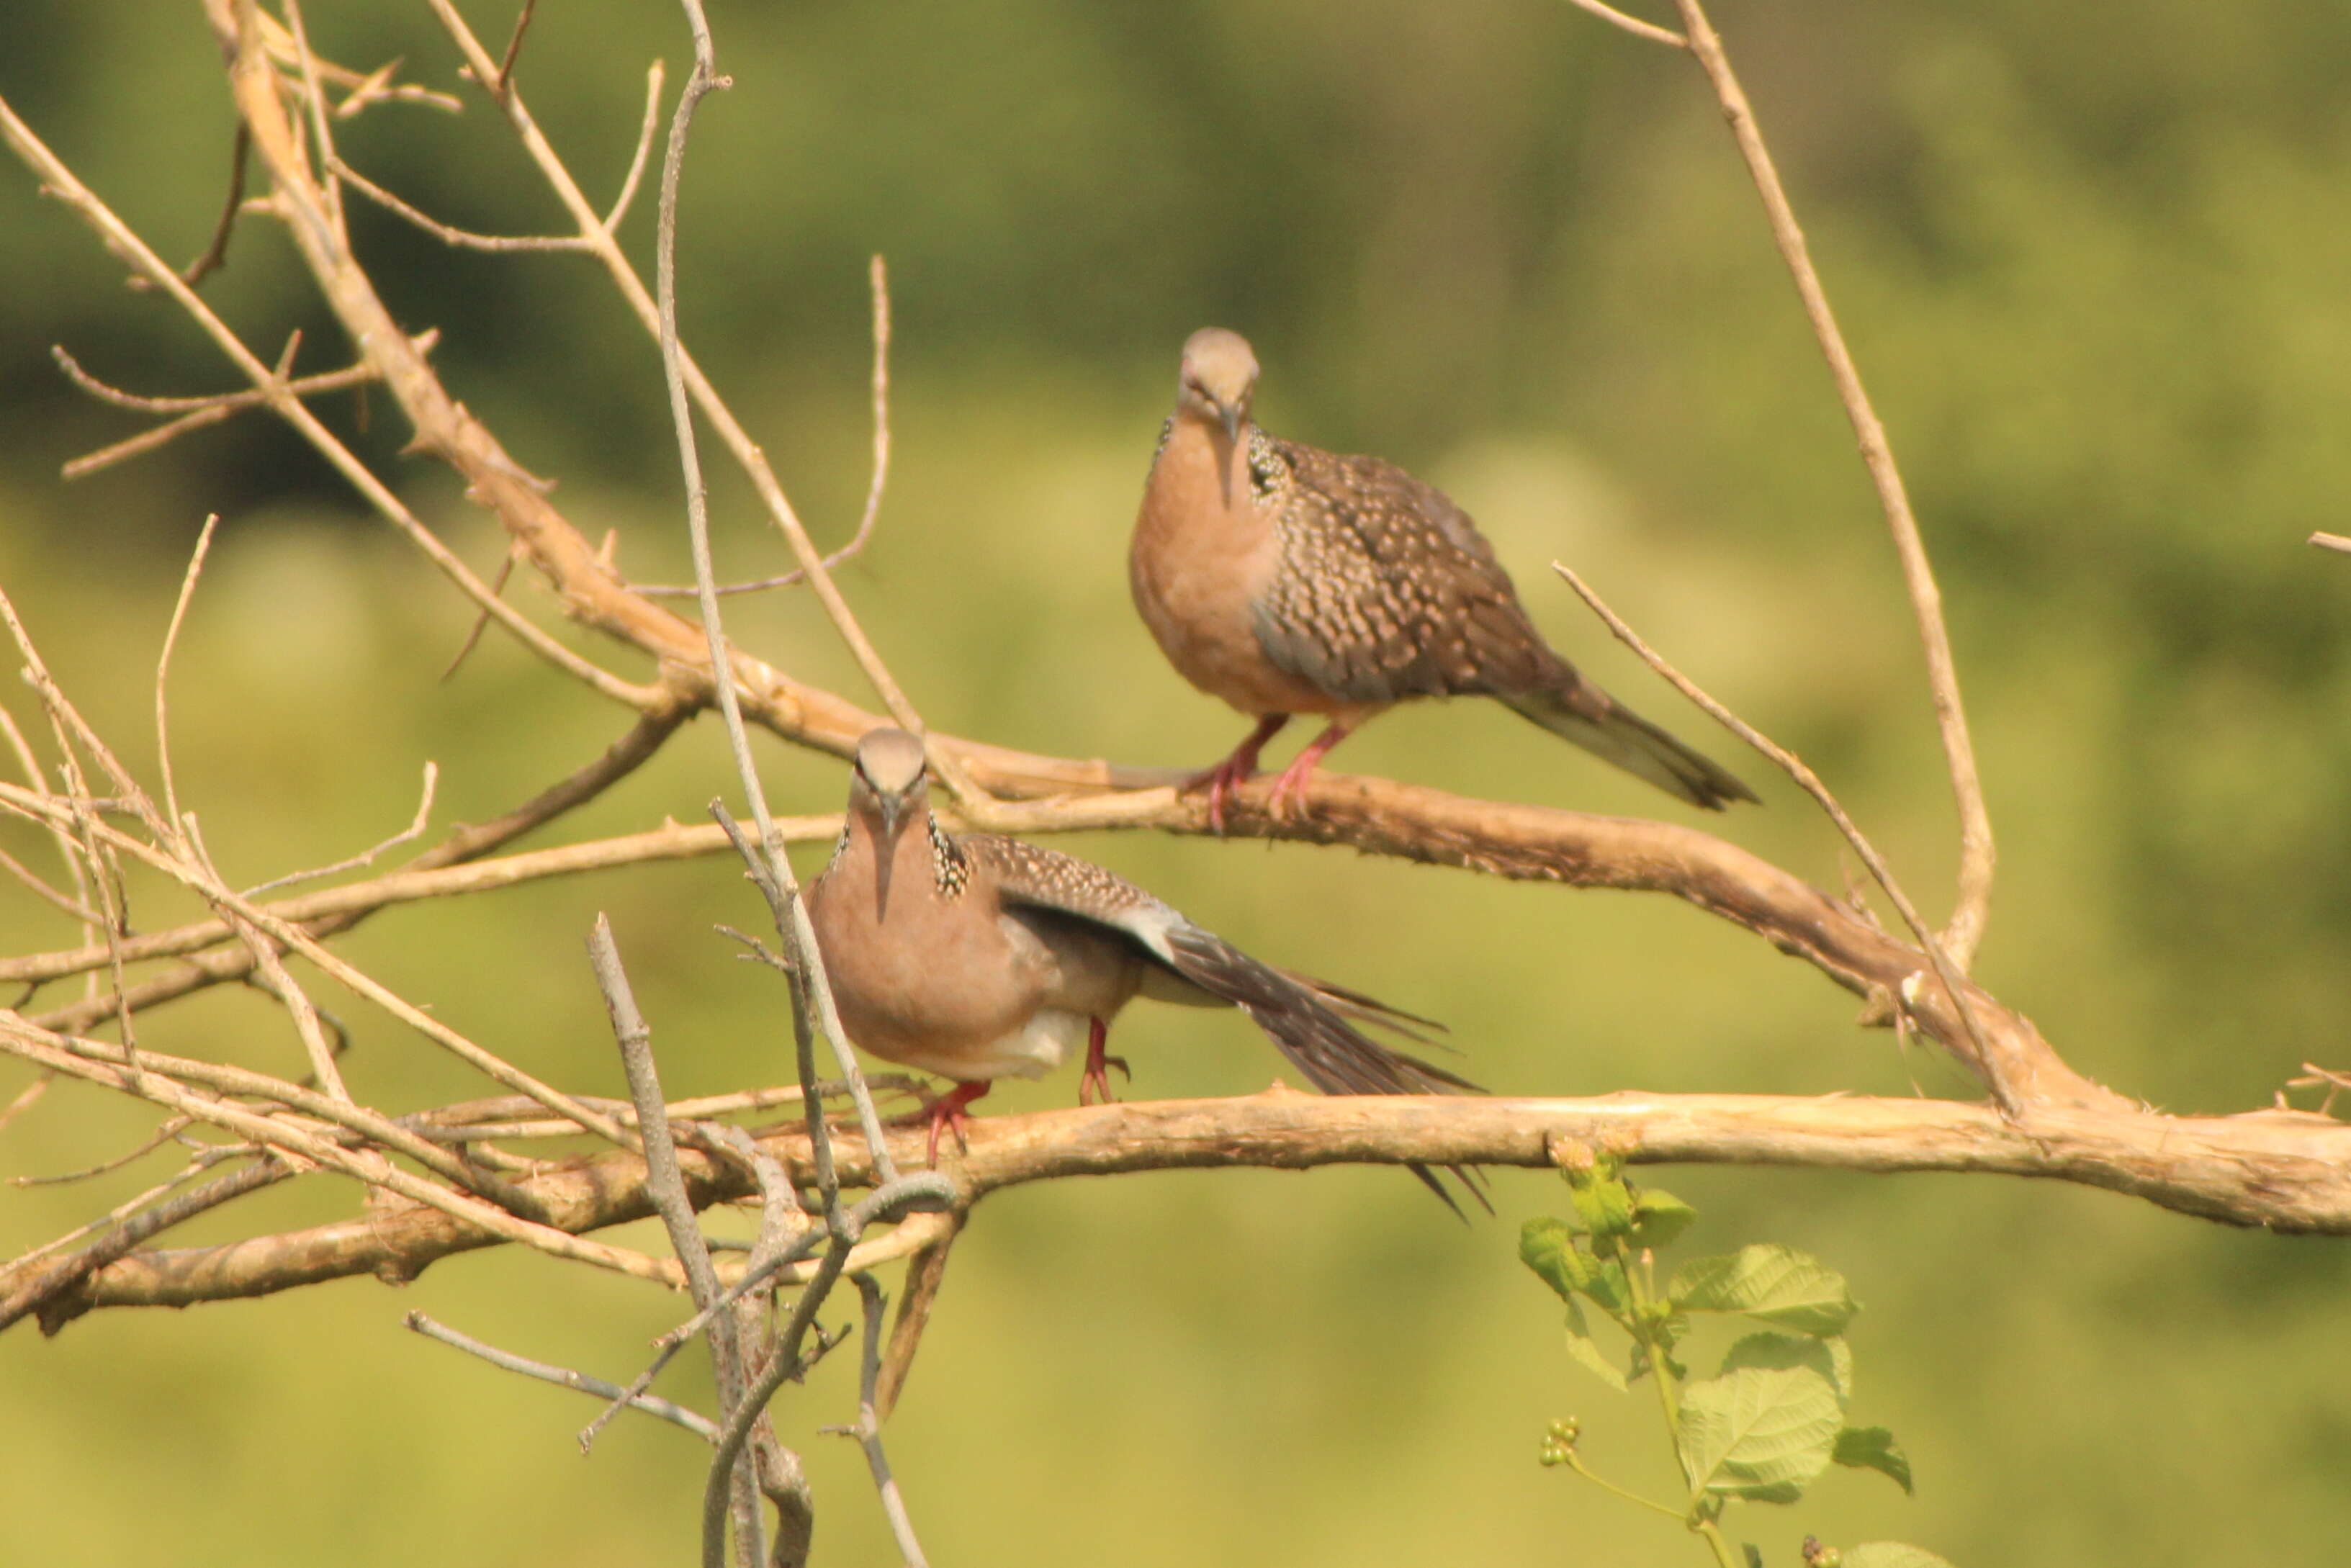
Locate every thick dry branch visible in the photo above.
<box><xmin>4</xmin><ymin>762</ymin><xmax>2089</xmax><ymax>1110</ymax></box>
<box><xmin>32</xmin><ymin>1090</ymin><xmax>2351</xmax><ymax>1328</ymax></box>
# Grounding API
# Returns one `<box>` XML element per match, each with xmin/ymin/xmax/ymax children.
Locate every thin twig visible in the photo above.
<box><xmin>440</xmin><ymin>546</ymin><xmax>520</xmax><ymax>681</ymax></box>
<box><xmin>0</xmin><ymin>1021</ymin><xmax>678</xmax><ymax>1300</ymax></box>
<box><xmin>603</xmin><ymin>63</ymin><xmax>665</xmax><ymax>234</ymax></box>
<box><xmin>241</xmin><ymin>761</ymin><xmax>438</xmax><ymax>896</ymax></box>
<box><xmin>413</xmin><ymin>1079</ymin><xmax>919</xmax><ymax>1143</ymax></box>
<box><xmin>12</xmin><ymin>1117</ymin><xmax>195</xmax><ymax>1187</ymax></box>
<box><xmin>631</xmin><ymin>252</ymin><xmax>892</xmax><ymax>598</ymax></box>
<box><xmin>830</xmin><ymin>1274</ymin><xmax>930</xmax><ymax>1568</ymax></box>
<box><xmin>407</xmin><ymin>1310</ymin><xmax>719</xmax><ymax>1441</ymax></box>
<box><xmin>588</xmin><ymin>919</ymin><xmax>727</xmax><ymax>1299</ymax></box>
<box><xmin>50</xmin><ymin>341</ymin><xmax>399</xmax><ymax>417</ymax></box>
<box><xmin>1</xmin><ymin>91</ymin><xmax>655</xmax><ymax>708</ymax></box>
<box><xmin>876</xmin><ymin>1215</ymin><xmax>959</xmax><ymax>1420</ymax></box>
<box><xmin>148</xmin><ymin>526</ymin><xmax>356</xmax><ymax>1102</ymax></box>
<box><xmin>1668</xmin><ymin>0</ymin><xmax>1995</xmax><ymax>970</ymax></box>
<box><xmin>328</xmin><ymin>60</ymin><xmax>462</xmax><ymax>117</ymax></box>
<box><xmin>0</xmin><ymin>582</ymin><xmax>146</xmax><ymax>1058</ymax></box>
<box><xmin>17</xmin><ymin>796</ymin><xmax>636</xmax><ymax>1145</ymax></box>
<box><xmin>7</xmin><ymin>710</ymin><xmax>703</xmax><ymax>1032</ymax></box>
<box><xmin>12</xmin><ymin>1021</ymin><xmax>547</xmax><ymax>1218</ymax></box>
<box><xmin>55</xmin><ymin>341</ymin><xmax>414</xmax><ymax>481</ymax></box>
<box><xmin>640</xmin><ymin>0</ymin><xmax>893</xmax><ymax>1189</ymax></box>
<box><xmin>418</xmin><ymin>1</ymin><xmax>971</xmax><ymax>803</ymax></box>
<box><xmin>0</xmin><ymin>706</ymin><xmax>90</xmax><ymax>930</ymax></box>
<box><xmin>699</xmin><ymin>1176</ymin><xmax>955</xmax><ymax>1568</ymax></box>
<box><xmin>0</xmin><ymin>843</ymin><xmax>106</xmax><ymax>926</ymax></box>
<box><xmin>495</xmin><ymin>0</ymin><xmax>539</xmax><ymax>97</ymax></box>
<box><xmin>1555</xmin><ymin>563</ymin><xmax>2013</xmax><ymax>1115</ymax></box>
<box><xmin>1561</xmin><ymin>0</ymin><xmax>1688</xmax><ymax>49</ymax></box>
<box><xmin>644</xmin><ymin>20</ymin><xmax>790</xmax><ymax>1559</ymax></box>
<box><xmin>2284</xmin><ymin>1062</ymin><xmax>2351</xmax><ymax>1117</ymax></box>
<box><xmin>279</xmin><ymin>0</ymin><xmax>346</xmax><ymax>240</ymax></box>
<box><xmin>153</xmin><ymin>514</ymin><xmax>218</xmax><ymax>844</ymax></box>
<box><xmin>0</xmin><ymin>1076</ymin><xmax>49</xmax><ymax>1135</ymax></box>
<box><xmin>181</xmin><ymin>122</ymin><xmax>250</xmax><ymax>286</ymax></box>
<box><xmin>586</xmin><ymin>915</ymin><xmax>762</xmax><ymax>1520</ymax></box>
<box><xmin>333</xmin><ymin>154</ymin><xmax>590</xmax><ymax>252</ymax></box>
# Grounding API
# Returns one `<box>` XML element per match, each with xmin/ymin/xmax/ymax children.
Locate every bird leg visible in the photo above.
<box><xmin>906</xmin><ymin>1079</ymin><xmax>991</xmax><ymax>1166</ymax></box>
<box><xmin>1265</xmin><ymin>718</ymin><xmax>1356</xmax><ymax>818</ymax></box>
<box><xmin>1077</xmin><ymin>1016</ymin><xmax>1130</xmax><ymax>1107</ymax></box>
<box><xmin>1182</xmin><ymin>713</ymin><xmax>1290</xmax><ymax>834</ymax></box>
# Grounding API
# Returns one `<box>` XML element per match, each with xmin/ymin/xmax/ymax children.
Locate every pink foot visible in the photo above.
<box><xmin>1181</xmin><ymin>715</ymin><xmax>1290</xmax><ymax>834</ymax></box>
<box><xmin>905</xmin><ymin>1080</ymin><xmax>991</xmax><ymax>1166</ymax></box>
<box><xmin>1077</xmin><ymin>1016</ymin><xmax>1130</xmax><ymax>1107</ymax></box>
<box><xmin>1264</xmin><ymin>719</ymin><xmax>1355</xmax><ymax>819</ymax></box>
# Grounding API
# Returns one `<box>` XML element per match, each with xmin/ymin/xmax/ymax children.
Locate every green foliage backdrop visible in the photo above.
<box><xmin>2</xmin><ymin>1</ymin><xmax>2347</xmax><ymax>1564</ymax></box>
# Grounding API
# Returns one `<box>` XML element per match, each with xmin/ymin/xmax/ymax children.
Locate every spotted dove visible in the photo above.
<box><xmin>806</xmin><ymin>729</ymin><xmax>1475</xmax><ymax>1197</ymax></box>
<box><xmin>1130</xmin><ymin>327</ymin><xmax>1757</xmax><ymax>827</ymax></box>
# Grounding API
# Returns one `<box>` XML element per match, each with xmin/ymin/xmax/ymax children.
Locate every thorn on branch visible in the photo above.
<box><xmin>179</xmin><ymin>122</ymin><xmax>251</xmax><ymax>288</ymax></box>
<box><xmin>441</xmin><ymin>548</ymin><xmax>521</xmax><ymax>683</ymax></box>
<box><xmin>496</xmin><ymin>1</ymin><xmax>540</xmax><ymax>98</ymax></box>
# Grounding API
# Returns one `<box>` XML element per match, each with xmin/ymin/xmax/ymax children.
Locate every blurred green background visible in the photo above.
<box><xmin>4</xmin><ymin>1</ymin><xmax>2349</xmax><ymax>1563</ymax></box>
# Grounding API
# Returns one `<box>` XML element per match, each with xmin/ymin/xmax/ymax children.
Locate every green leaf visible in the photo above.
<box><xmin>1562</xmin><ymin>1295</ymin><xmax>1627</xmax><ymax>1392</ymax></box>
<box><xmin>1520</xmin><ymin>1217</ymin><xmax>1595</xmax><ymax>1302</ymax></box>
<box><xmin>1586</xmin><ymin>1256</ymin><xmax>1629</xmax><ymax>1314</ymax></box>
<box><xmin>1833</xmin><ymin>1427</ymin><xmax>1914</xmax><ymax>1495</ymax></box>
<box><xmin>1742</xmin><ymin>1546</ymin><xmax>1764</xmax><ymax>1568</ymax></box>
<box><xmin>1676</xmin><ymin>1364</ymin><xmax>1841</xmax><ymax>1503</ymax></box>
<box><xmin>1721</xmin><ymin>1332</ymin><xmax>1848</xmax><ymax>1410</ymax></box>
<box><xmin>1629</xmin><ymin>1187</ymin><xmax>1699</xmax><ymax>1248</ymax></box>
<box><xmin>1570</xmin><ymin>1171</ymin><xmax>1636</xmax><ymax>1238</ymax></box>
<box><xmin>1840</xmin><ymin>1545</ymin><xmax>1956</xmax><ymax>1568</ymax></box>
<box><xmin>1669</xmin><ymin>1245</ymin><xmax>1858</xmax><ymax>1335</ymax></box>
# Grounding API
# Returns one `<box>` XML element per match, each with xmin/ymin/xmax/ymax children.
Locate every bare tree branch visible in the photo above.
<box><xmin>1555</xmin><ymin>564</ymin><xmax>2009</xmax><ymax>1113</ymax></box>
<box><xmin>405</xmin><ymin>1310</ymin><xmax>719</xmax><ymax>1441</ymax></box>
<box><xmin>1561</xmin><ymin>0</ymin><xmax>1687</xmax><ymax>50</ymax></box>
<box><xmin>1666</xmin><ymin>0</ymin><xmax>1997</xmax><ymax>970</ymax></box>
<box><xmin>24</xmin><ymin>1089</ymin><xmax>2351</xmax><ymax>1333</ymax></box>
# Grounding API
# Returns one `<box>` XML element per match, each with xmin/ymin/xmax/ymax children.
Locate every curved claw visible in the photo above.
<box><xmin>1178</xmin><ymin>715</ymin><xmax>1290</xmax><ymax>834</ymax></box>
<box><xmin>1076</xmin><ymin>1015</ymin><xmax>1130</xmax><ymax>1107</ymax></box>
<box><xmin>898</xmin><ymin>1080</ymin><xmax>991</xmax><ymax>1166</ymax></box>
<box><xmin>1264</xmin><ymin>718</ymin><xmax>1354</xmax><ymax>820</ymax></box>
<box><xmin>1182</xmin><ymin>757</ymin><xmax>1249</xmax><ymax>836</ymax></box>
<box><xmin>1079</xmin><ymin>1053</ymin><xmax>1131</xmax><ymax>1107</ymax></box>
<box><xmin>1264</xmin><ymin>753</ymin><xmax>1318</xmax><ymax>819</ymax></box>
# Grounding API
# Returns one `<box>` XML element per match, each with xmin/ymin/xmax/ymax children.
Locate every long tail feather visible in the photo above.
<box><xmin>1164</xmin><ymin>927</ymin><xmax>1486</xmax><ymax>1212</ymax></box>
<box><xmin>1502</xmin><ymin>685</ymin><xmax>1757</xmax><ymax>811</ymax></box>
